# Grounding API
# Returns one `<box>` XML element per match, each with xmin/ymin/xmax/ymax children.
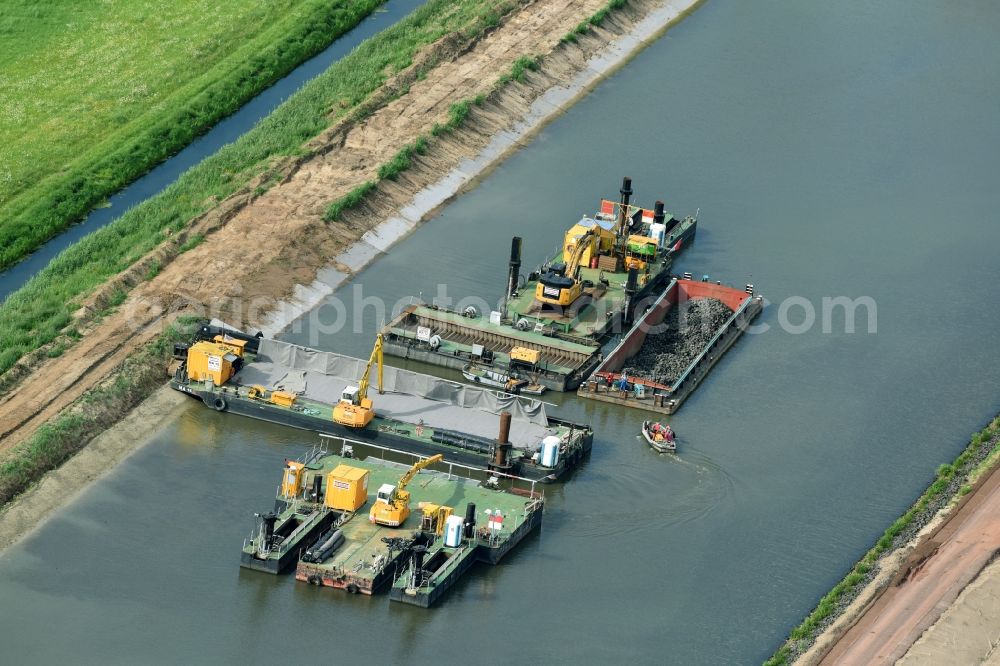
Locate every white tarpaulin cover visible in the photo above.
<box><xmin>235</xmin><ymin>338</ymin><xmax>554</xmax><ymax>448</ymax></box>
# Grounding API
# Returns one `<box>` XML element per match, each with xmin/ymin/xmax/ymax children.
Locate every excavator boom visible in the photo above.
<box><xmin>398</xmin><ymin>454</ymin><xmax>443</xmax><ymax>493</ymax></box>
<box><xmin>369</xmin><ymin>454</ymin><xmax>444</xmax><ymax>527</ymax></box>
<box><xmin>357</xmin><ymin>333</ymin><xmax>384</xmax><ymax>399</ymax></box>
<box><xmin>567</xmin><ymin>227</ymin><xmax>597</xmax><ymax>276</ymax></box>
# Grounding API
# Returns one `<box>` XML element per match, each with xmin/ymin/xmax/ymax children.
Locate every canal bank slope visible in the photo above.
<box><xmin>0</xmin><ymin>0</ymin><xmax>701</xmax><ymax>526</ymax></box>
<box><xmin>769</xmin><ymin>417</ymin><xmax>1000</xmax><ymax>665</ymax></box>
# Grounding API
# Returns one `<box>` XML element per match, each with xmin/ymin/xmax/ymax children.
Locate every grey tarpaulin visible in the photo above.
<box><xmin>233</xmin><ymin>338</ymin><xmax>555</xmax><ymax>449</ymax></box>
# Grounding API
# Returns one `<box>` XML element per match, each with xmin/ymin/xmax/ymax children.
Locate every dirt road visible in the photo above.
<box><xmin>819</xmin><ymin>463</ymin><xmax>1000</xmax><ymax>665</ymax></box>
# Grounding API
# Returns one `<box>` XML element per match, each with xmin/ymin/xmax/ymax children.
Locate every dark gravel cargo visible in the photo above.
<box><xmin>623</xmin><ymin>297</ymin><xmax>733</xmax><ymax>384</ymax></box>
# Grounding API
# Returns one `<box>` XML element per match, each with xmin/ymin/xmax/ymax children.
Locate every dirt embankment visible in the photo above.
<box><xmin>0</xmin><ymin>0</ymin><xmax>693</xmax><ymax>457</ymax></box>
<box><xmin>793</xmin><ymin>430</ymin><xmax>1000</xmax><ymax>666</ymax></box>
<box><xmin>0</xmin><ymin>387</ymin><xmax>188</xmax><ymax>554</ymax></box>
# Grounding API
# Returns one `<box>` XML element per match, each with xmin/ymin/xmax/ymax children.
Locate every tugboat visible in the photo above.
<box><xmin>642</xmin><ymin>420</ymin><xmax>676</xmax><ymax>453</ymax></box>
<box><xmin>461</xmin><ymin>362</ymin><xmax>546</xmax><ymax>395</ymax></box>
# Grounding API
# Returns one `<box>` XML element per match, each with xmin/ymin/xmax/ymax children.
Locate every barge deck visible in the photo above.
<box><xmin>241</xmin><ymin>440</ymin><xmax>543</xmax><ymax>608</ymax></box>
<box><xmin>381</xmin><ymin>177</ymin><xmax>698</xmax><ymax>391</ymax></box>
<box><xmin>170</xmin><ymin>325</ymin><xmax>592</xmax><ymax>483</ymax></box>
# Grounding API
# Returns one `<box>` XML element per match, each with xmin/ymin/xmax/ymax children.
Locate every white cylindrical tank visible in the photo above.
<box><xmin>649</xmin><ymin>222</ymin><xmax>666</xmax><ymax>247</ymax></box>
<box><xmin>443</xmin><ymin>515</ymin><xmax>465</xmax><ymax>547</ymax></box>
<box><xmin>540</xmin><ymin>435</ymin><xmax>561</xmax><ymax>468</ymax></box>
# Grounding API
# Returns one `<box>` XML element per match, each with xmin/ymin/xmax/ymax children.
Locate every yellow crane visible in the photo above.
<box><xmin>333</xmin><ymin>333</ymin><xmax>384</xmax><ymax>428</ymax></box>
<box><xmin>534</xmin><ymin>226</ymin><xmax>598</xmax><ymax>307</ymax></box>
<box><xmin>369</xmin><ymin>454</ymin><xmax>443</xmax><ymax>527</ymax></box>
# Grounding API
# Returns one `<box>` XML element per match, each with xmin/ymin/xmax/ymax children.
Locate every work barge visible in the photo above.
<box><xmin>381</xmin><ymin>177</ymin><xmax>698</xmax><ymax>392</ymax></box>
<box><xmin>241</xmin><ymin>437</ymin><xmax>543</xmax><ymax>608</ymax></box>
<box><xmin>169</xmin><ymin>323</ymin><xmax>592</xmax><ymax>482</ymax></box>
<box><xmin>579</xmin><ymin>276</ymin><xmax>764</xmax><ymax>414</ymax></box>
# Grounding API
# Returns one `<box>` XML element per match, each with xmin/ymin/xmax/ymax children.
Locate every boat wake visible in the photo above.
<box><xmin>554</xmin><ymin>443</ymin><xmax>737</xmax><ymax>538</ymax></box>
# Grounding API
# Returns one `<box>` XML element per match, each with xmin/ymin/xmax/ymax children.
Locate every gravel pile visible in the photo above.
<box><xmin>623</xmin><ymin>297</ymin><xmax>732</xmax><ymax>384</ymax></box>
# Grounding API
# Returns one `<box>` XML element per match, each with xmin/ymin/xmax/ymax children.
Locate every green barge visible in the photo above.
<box><xmin>381</xmin><ymin>177</ymin><xmax>698</xmax><ymax>391</ymax></box>
<box><xmin>241</xmin><ymin>437</ymin><xmax>543</xmax><ymax>608</ymax></box>
<box><xmin>169</xmin><ymin>323</ymin><xmax>592</xmax><ymax>483</ymax></box>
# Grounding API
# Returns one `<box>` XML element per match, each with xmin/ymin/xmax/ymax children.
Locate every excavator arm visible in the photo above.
<box><xmin>357</xmin><ymin>333</ymin><xmax>384</xmax><ymax>400</ymax></box>
<box><xmin>565</xmin><ymin>227</ymin><xmax>597</xmax><ymax>276</ymax></box>
<box><xmin>397</xmin><ymin>454</ymin><xmax>443</xmax><ymax>493</ymax></box>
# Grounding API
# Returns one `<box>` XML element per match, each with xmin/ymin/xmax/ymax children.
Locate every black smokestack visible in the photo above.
<box><xmin>262</xmin><ymin>513</ymin><xmax>277</xmax><ymax>543</ymax></box>
<box><xmin>653</xmin><ymin>201</ymin><xmax>665</xmax><ymax>225</ymax></box>
<box><xmin>464</xmin><ymin>503</ymin><xmax>477</xmax><ymax>538</ymax></box>
<box><xmin>620</xmin><ymin>176</ymin><xmax>633</xmax><ymax>208</ymax></box>
<box><xmin>507</xmin><ymin>237</ymin><xmax>522</xmax><ymax>299</ymax></box>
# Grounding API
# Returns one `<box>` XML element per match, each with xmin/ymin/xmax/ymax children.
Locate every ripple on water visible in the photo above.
<box><xmin>556</xmin><ymin>440</ymin><xmax>738</xmax><ymax>538</ymax></box>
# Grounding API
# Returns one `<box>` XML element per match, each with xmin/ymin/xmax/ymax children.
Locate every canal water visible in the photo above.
<box><xmin>2</xmin><ymin>1</ymin><xmax>1000</xmax><ymax>663</ymax></box>
<box><xmin>0</xmin><ymin>0</ymin><xmax>426</xmax><ymax>302</ymax></box>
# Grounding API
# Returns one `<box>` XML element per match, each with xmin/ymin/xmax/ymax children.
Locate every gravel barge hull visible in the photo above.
<box><xmin>578</xmin><ymin>278</ymin><xmax>764</xmax><ymax>414</ymax></box>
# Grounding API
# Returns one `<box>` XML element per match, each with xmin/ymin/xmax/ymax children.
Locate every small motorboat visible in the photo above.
<box><xmin>642</xmin><ymin>420</ymin><xmax>676</xmax><ymax>453</ymax></box>
<box><xmin>462</xmin><ymin>363</ymin><xmax>546</xmax><ymax>395</ymax></box>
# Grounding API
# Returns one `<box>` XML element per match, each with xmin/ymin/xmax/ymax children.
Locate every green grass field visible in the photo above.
<box><xmin>0</xmin><ymin>0</ymin><xmax>385</xmax><ymax>270</ymax></box>
<box><xmin>0</xmin><ymin>0</ymin><xmax>518</xmax><ymax>378</ymax></box>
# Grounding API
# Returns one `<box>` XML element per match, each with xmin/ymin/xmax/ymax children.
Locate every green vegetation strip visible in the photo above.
<box><xmin>561</xmin><ymin>0</ymin><xmax>628</xmax><ymax>43</ymax></box>
<box><xmin>0</xmin><ymin>0</ymin><xmax>517</xmax><ymax>381</ymax></box>
<box><xmin>323</xmin><ymin>92</ymin><xmax>486</xmax><ymax>221</ymax></box>
<box><xmin>0</xmin><ymin>0</ymin><xmax>387</xmax><ymax>272</ymax></box>
<box><xmin>0</xmin><ymin>318</ymin><xmax>200</xmax><ymax>507</ymax></box>
<box><xmin>766</xmin><ymin>416</ymin><xmax>1000</xmax><ymax>666</ymax></box>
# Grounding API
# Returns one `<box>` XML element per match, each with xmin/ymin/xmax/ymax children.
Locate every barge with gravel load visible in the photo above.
<box><xmin>381</xmin><ymin>177</ymin><xmax>697</xmax><ymax>391</ymax></box>
<box><xmin>241</xmin><ymin>438</ymin><xmax>543</xmax><ymax>607</ymax></box>
<box><xmin>578</xmin><ymin>276</ymin><xmax>764</xmax><ymax>414</ymax></box>
<box><xmin>169</xmin><ymin>322</ymin><xmax>592</xmax><ymax>482</ymax></box>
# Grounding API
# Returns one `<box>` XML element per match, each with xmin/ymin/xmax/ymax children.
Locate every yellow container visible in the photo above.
<box><xmin>281</xmin><ymin>461</ymin><xmax>305</xmax><ymax>498</ymax></box>
<box><xmin>212</xmin><ymin>335</ymin><xmax>247</xmax><ymax>358</ymax></box>
<box><xmin>510</xmin><ymin>346</ymin><xmax>540</xmax><ymax>365</ymax></box>
<box><xmin>269</xmin><ymin>391</ymin><xmax>296</xmax><ymax>408</ymax></box>
<box><xmin>325</xmin><ymin>464</ymin><xmax>369</xmax><ymax>511</ymax></box>
<box><xmin>186</xmin><ymin>341</ymin><xmax>237</xmax><ymax>386</ymax></box>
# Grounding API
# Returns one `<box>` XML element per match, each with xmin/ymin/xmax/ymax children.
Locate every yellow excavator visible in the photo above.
<box><xmin>369</xmin><ymin>454</ymin><xmax>444</xmax><ymax>527</ymax></box>
<box><xmin>333</xmin><ymin>333</ymin><xmax>384</xmax><ymax>428</ymax></box>
<box><xmin>534</xmin><ymin>226</ymin><xmax>598</xmax><ymax>307</ymax></box>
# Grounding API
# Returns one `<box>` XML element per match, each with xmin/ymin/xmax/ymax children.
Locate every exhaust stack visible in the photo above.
<box><xmin>653</xmin><ymin>200</ymin><xmax>665</xmax><ymax>225</ymax></box>
<box><xmin>491</xmin><ymin>411</ymin><xmax>513</xmax><ymax>472</ymax></box>
<box><xmin>507</xmin><ymin>237</ymin><xmax>522</xmax><ymax>300</ymax></box>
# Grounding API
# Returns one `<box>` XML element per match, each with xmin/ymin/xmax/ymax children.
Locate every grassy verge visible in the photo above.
<box><xmin>323</xmin><ymin>91</ymin><xmax>489</xmax><ymax>222</ymax></box>
<box><xmin>562</xmin><ymin>0</ymin><xmax>628</xmax><ymax>42</ymax></box>
<box><xmin>0</xmin><ymin>0</ymin><xmax>519</xmax><ymax>381</ymax></box>
<box><xmin>766</xmin><ymin>415</ymin><xmax>1000</xmax><ymax>665</ymax></box>
<box><xmin>0</xmin><ymin>317</ymin><xmax>200</xmax><ymax>507</ymax></box>
<box><xmin>0</xmin><ymin>0</ymin><xmax>388</xmax><ymax>272</ymax></box>
<box><xmin>323</xmin><ymin>49</ymin><xmax>536</xmax><ymax>222</ymax></box>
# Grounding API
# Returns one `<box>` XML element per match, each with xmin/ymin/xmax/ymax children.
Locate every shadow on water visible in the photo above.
<box><xmin>0</xmin><ymin>0</ymin><xmax>427</xmax><ymax>303</ymax></box>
